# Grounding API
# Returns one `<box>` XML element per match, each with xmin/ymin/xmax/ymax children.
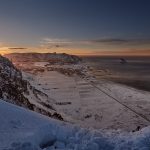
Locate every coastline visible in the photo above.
<box><xmin>82</xmin><ymin>56</ymin><xmax>150</xmax><ymax>92</ymax></box>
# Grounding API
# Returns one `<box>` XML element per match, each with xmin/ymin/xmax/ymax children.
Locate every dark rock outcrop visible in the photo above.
<box><xmin>0</xmin><ymin>55</ymin><xmax>64</xmax><ymax>120</ymax></box>
<box><xmin>0</xmin><ymin>55</ymin><xmax>33</xmax><ymax>109</ymax></box>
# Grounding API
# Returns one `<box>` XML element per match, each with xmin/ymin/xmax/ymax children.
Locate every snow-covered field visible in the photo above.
<box><xmin>1</xmin><ymin>100</ymin><xmax>150</xmax><ymax>150</ymax></box>
<box><xmin>22</xmin><ymin>62</ymin><xmax>150</xmax><ymax>132</ymax></box>
<box><xmin>1</xmin><ymin>58</ymin><xmax>150</xmax><ymax>149</ymax></box>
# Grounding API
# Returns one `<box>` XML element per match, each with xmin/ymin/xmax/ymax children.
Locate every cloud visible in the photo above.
<box><xmin>86</xmin><ymin>38</ymin><xmax>150</xmax><ymax>45</ymax></box>
<box><xmin>40</xmin><ymin>38</ymin><xmax>76</xmax><ymax>50</ymax></box>
<box><xmin>42</xmin><ymin>38</ymin><xmax>73</xmax><ymax>44</ymax></box>
<box><xmin>8</xmin><ymin>47</ymin><xmax>27</xmax><ymax>50</ymax></box>
<box><xmin>88</xmin><ymin>49</ymin><xmax>150</xmax><ymax>56</ymax></box>
<box><xmin>88</xmin><ymin>38</ymin><xmax>128</xmax><ymax>44</ymax></box>
<box><xmin>41</xmin><ymin>37</ymin><xmax>150</xmax><ymax>47</ymax></box>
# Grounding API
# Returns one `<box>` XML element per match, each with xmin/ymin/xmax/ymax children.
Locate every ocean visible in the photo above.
<box><xmin>83</xmin><ymin>56</ymin><xmax>150</xmax><ymax>92</ymax></box>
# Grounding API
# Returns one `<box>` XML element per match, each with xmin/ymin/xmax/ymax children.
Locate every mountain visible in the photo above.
<box><xmin>4</xmin><ymin>52</ymin><xmax>81</xmax><ymax>64</ymax></box>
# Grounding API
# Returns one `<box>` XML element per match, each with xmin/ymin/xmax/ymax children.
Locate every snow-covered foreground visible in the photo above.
<box><xmin>1</xmin><ymin>100</ymin><xmax>150</xmax><ymax>150</ymax></box>
<box><xmin>23</xmin><ymin>68</ymin><xmax>150</xmax><ymax>131</ymax></box>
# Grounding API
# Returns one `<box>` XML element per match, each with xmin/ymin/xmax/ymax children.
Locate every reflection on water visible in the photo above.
<box><xmin>83</xmin><ymin>56</ymin><xmax>150</xmax><ymax>92</ymax></box>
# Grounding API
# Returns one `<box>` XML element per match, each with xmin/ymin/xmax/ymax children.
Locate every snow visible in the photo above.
<box><xmin>1</xmin><ymin>100</ymin><xmax>150</xmax><ymax>150</ymax></box>
<box><xmin>1</xmin><ymin>59</ymin><xmax>150</xmax><ymax>149</ymax></box>
<box><xmin>23</xmin><ymin>69</ymin><xmax>150</xmax><ymax>131</ymax></box>
<box><xmin>34</xmin><ymin>62</ymin><xmax>49</xmax><ymax>67</ymax></box>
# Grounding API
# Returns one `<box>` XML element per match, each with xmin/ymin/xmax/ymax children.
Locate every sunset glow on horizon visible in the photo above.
<box><xmin>0</xmin><ymin>0</ymin><xmax>150</xmax><ymax>56</ymax></box>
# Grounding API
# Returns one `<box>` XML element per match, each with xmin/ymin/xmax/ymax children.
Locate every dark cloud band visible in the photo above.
<box><xmin>8</xmin><ymin>47</ymin><xmax>27</xmax><ymax>50</ymax></box>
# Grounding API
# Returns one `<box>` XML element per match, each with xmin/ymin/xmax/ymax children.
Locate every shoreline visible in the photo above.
<box><xmin>82</xmin><ymin>57</ymin><xmax>150</xmax><ymax>92</ymax></box>
<box><xmin>91</xmin><ymin>69</ymin><xmax>150</xmax><ymax>92</ymax></box>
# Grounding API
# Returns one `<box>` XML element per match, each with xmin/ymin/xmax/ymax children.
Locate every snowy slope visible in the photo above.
<box><xmin>23</xmin><ymin>69</ymin><xmax>150</xmax><ymax>131</ymax></box>
<box><xmin>1</xmin><ymin>53</ymin><xmax>149</xmax><ymax>131</ymax></box>
<box><xmin>1</xmin><ymin>100</ymin><xmax>150</xmax><ymax>150</ymax></box>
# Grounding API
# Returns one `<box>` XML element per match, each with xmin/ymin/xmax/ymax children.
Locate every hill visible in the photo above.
<box><xmin>4</xmin><ymin>53</ymin><xmax>81</xmax><ymax>64</ymax></box>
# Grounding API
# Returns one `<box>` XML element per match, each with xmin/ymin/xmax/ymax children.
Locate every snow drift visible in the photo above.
<box><xmin>1</xmin><ymin>100</ymin><xmax>150</xmax><ymax>150</ymax></box>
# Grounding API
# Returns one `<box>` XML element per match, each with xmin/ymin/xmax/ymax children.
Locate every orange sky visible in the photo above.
<box><xmin>1</xmin><ymin>40</ymin><xmax>150</xmax><ymax>56</ymax></box>
<box><xmin>1</xmin><ymin>47</ymin><xmax>150</xmax><ymax>56</ymax></box>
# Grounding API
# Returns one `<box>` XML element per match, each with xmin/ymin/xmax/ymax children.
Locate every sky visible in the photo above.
<box><xmin>0</xmin><ymin>0</ymin><xmax>150</xmax><ymax>56</ymax></box>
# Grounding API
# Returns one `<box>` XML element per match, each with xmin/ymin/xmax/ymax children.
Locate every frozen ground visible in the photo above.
<box><xmin>1</xmin><ymin>100</ymin><xmax>150</xmax><ymax>150</ymax></box>
<box><xmin>23</xmin><ymin>62</ymin><xmax>150</xmax><ymax>131</ymax></box>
